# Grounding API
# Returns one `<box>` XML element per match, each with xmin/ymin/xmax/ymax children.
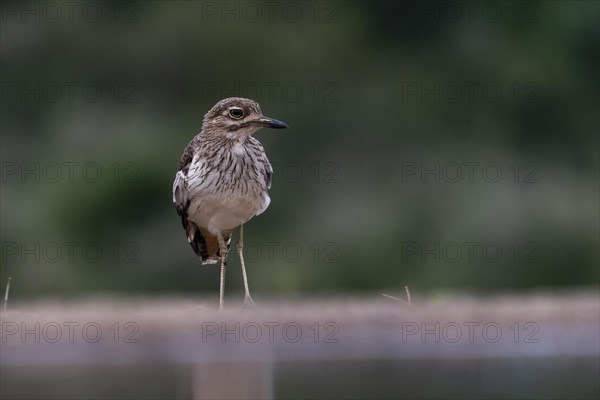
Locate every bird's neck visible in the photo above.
<box><xmin>200</xmin><ymin>130</ymin><xmax>249</xmax><ymax>146</ymax></box>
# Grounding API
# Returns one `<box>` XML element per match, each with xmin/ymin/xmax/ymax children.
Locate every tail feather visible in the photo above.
<box><xmin>187</xmin><ymin>222</ymin><xmax>232</xmax><ymax>264</ymax></box>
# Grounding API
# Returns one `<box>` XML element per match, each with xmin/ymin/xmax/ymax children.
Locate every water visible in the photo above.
<box><xmin>1</xmin><ymin>357</ymin><xmax>598</xmax><ymax>399</ymax></box>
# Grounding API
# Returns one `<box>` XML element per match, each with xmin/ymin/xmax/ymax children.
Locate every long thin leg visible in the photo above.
<box><xmin>217</xmin><ymin>232</ymin><xmax>228</xmax><ymax>310</ymax></box>
<box><xmin>237</xmin><ymin>224</ymin><xmax>255</xmax><ymax>308</ymax></box>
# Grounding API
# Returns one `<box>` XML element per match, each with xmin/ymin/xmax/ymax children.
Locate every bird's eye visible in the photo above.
<box><xmin>229</xmin><ymin>108</ymin><xmax>244</xmax><ymax>119</ymax></box>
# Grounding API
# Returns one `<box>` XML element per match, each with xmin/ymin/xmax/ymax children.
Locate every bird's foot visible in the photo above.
<box><xmin>242</xmin><ymin>294</ymin><xmax>256</xmax><ymax>309</ymax></box>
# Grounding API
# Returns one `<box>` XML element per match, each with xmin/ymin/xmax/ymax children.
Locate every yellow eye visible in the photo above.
<box><xmin>229</xmin><ymin>108</ymin><xmax>244</xmax><ymax>119</ymax></box>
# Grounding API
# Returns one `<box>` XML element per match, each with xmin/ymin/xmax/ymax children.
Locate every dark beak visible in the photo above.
<box><xmin>255</xmin><ymin>116</ymin><xmax>288</xmax><ymax>129</ymax></box>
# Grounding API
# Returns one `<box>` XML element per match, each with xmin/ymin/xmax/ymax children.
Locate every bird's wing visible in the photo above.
<box><xmin>173</xmin><ymin>143</ymin><xmax>211</xmax><ymax>262</ymax></box>
<box><xmin>173</xmin><ymin>142</ymin><xmax>194</xmax><ymax>215</ymax></box>
<box><xmin>265</xmin><ymin>159</ymin><xmax>273</xmax><ymax>190</ymax></box>
<box><xmin>173</xmin><ymin>170</ymin><xmax>188</xmax><ymax>218</ymax></box>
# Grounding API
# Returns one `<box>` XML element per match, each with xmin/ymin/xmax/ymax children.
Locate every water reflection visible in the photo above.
<box><xmin>1</xmin><ymin>357</ymin><xmax>598</xmax><ymax>399</ymax></box>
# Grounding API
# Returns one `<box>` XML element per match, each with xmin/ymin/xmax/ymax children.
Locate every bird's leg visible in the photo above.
<box><xmin>237</xmin><ymin>224</ymin><xmax>255</xmax><ymax>308</ymax></box>
<box><xmin>217</xmin><ymin>232</ymin><xmax>228</xmax><ymax>310</ymax></box>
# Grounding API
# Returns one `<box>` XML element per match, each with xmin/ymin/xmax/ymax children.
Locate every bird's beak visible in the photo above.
<box><xmin>255</xmin><ymin>116</ymin><xmax>288</xmax><ymax>129</ymax></box>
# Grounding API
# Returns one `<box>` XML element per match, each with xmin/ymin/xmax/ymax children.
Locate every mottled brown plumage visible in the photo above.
<box><xmin>173</xmin><ymin>97</ymin><xmax>287</xmax><ymax>308</ymax></box>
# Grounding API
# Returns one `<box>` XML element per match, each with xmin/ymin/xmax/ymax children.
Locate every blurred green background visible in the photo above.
<box><xmin>1</xmin><ymin>0</ymin><xmax>598</xmax><ymax>299</ymax></box>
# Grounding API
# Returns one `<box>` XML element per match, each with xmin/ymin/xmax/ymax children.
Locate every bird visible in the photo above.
<box><xmin>173</xmin><ymin>97</ymin><xmax>288</xmax><ymax>309</ymax></box>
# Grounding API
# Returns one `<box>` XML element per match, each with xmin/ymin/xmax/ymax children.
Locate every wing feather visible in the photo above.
<box><xmin>173</xmin><ymin>142</ymin><xmax>212</xmax><ymax>262</ymax></box>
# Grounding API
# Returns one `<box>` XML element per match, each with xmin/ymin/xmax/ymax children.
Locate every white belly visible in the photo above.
<box><xmin>188</xmin><ymin>192</ymin><xmax>270</xmax><ymax>234</ymax></box>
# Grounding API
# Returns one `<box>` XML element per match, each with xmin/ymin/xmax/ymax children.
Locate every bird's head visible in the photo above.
<box><xmin>202</xmin><ymin>97</ymin><xmax>288</xmax><ymax>139</ymax></box>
